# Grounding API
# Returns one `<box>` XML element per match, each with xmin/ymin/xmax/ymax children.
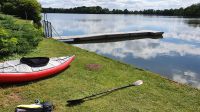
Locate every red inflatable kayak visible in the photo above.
<box><xmin>0</xmin><ymin>56</ymin><xmax>75</xmax><ymax>83</ymax></box>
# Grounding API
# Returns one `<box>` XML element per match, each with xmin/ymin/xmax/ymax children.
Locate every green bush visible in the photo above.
<box><xmin>0</xmin><ymin>0</ymin><xmax>42</xmax><ymax>25</ymax></box>
<box><xmin>0</xmin><ymin>14</ymin><xmax>43</xmax><ymax>56</ymax></box>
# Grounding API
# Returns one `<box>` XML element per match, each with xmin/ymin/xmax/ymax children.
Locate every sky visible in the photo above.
<box><xmin>38</xmin><ymin>0</ymin><xmax>200</xmax><ymax>10</ymax></box>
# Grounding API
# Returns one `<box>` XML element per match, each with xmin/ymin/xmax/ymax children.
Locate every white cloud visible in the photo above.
<box><xmin>38</xmin><ymin>0</ymin><xmax>200</xmax><ymax>10</ymax></box>
<box><xmin>172</xmin><ymin>71</ymin><xmax>200</xmax><ymax>89</ymax></box>
<box><xmin>74</xmin><ymin>39</ymin><xmax>200</xmax><ymax>59</ymax></box>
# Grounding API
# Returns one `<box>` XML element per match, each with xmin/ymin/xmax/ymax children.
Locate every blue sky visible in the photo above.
<box><xmin>39</xmin><ymin>0</ymin><xmax>199</xmax><ymax>10</ymax></box>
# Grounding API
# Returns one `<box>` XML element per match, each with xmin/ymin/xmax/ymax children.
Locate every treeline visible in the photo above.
<box><xmin>42</xmin><ymin>6</ymin><xmax>131</xmax><ymax>14</ymax></box>
<box><xmin>43</xmin><ymin>3</ymin><xmax>200</xmax><ymax>17</ymax></box>
<box><xmin>134</xmin><ymin>3</ymin><xmax>200</xmax><ymax>17</ymax></box>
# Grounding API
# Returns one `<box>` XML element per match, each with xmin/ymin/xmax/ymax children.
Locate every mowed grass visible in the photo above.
<box><xmin>0</xmin><ymin>39</ymin><xmax>200</xmax><ymax>112</ymax></box>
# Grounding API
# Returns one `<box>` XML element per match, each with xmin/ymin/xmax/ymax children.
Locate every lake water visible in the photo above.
<box><xmin>45</xmin><ymin>13</ymin><xmax>200</xmax><ymax>89</ymax></box>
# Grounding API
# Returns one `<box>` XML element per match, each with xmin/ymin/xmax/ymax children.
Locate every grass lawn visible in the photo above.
<box><xmin>0</xmin><ymin>39</ymin><xmax>200</xmax><ymax>112</ymax></box>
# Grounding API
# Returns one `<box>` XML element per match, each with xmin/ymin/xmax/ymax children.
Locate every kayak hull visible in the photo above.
<box><xmin>0</xmin><ymin>56</ymin><xmax>75</xmax><ymax>83</ymax></box>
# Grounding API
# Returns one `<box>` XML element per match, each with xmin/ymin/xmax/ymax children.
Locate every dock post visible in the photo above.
<box><xmin>43</xmin><ymin>20</ymin><xmax>52</xmax><ymax>38</ymax></box>
<box><xmin>42</xmin><ymin>13</ymin><xmax>53</xmax><ymax>38</ymax></box>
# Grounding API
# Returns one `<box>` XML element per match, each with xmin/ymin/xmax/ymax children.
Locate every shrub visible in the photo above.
<box><xmin>1</xmin><ymin>0</ymin><xmax>42</xmax><ymax>25</ymax></box>
<box><xmin>0</xmin><ymin>14</ymin><xmax>43</xmax><ymax>56</ymax></box>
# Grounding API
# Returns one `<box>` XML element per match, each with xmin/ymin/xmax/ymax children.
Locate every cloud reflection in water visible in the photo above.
<box><xmin>173</xmin><ymin>71</ymin><xmax>200</xmax><ymax>89</ymax></box>
<box><xmin>75</xmin><ymin>39</ymin><xmax>200</xmax><ymax>59</ymax></box>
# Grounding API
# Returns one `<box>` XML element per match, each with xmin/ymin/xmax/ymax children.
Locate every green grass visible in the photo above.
<box><xmin>0</xmin><ymin>39</ymin><xmax>200</xmax><ymax>112</ymax></box>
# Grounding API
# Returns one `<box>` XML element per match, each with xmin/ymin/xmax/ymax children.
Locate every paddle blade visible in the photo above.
<box><xmin>133</xmin><ymin>80</ymin><xmax>143</xmax><ymax>86</ymax></box>
<box><xmin>67</xmin><ymin>99</ymin><xmax>85</xmax><ymax>106</ymax></box>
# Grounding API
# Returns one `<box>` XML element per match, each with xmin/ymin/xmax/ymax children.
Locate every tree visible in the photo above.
<box><xmin>1</xmin><ymin>0</ymin><xmax>42</xmax><ymax>25</ymax></box>
<box><xmin>124</xmin><ymin>9</ymin><xmax>129</xmax><ymax>14</ymax></box>
<box><xmin>102</xmin><ymin>8</ymin><xmax>110</xmax><ymax>14</ymax></box>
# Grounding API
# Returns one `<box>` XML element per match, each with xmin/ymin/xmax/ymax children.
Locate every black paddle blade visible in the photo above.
<box><xmin>67</xmin><ymin>99</ymin><xmax>85</xmax><ymax>106</ymax></box>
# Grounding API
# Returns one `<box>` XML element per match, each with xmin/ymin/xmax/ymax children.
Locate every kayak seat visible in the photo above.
<box><xmin>20</xmin><ymin>57</ymin><xmax>50</xmax><ymax>67</ymax></box>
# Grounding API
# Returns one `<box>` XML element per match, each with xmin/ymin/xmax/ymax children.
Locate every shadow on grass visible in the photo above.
<box><xmin>0</xmin><ymin>66</ymin><xmax>71</xmax><ymax>89</ymax></box>
<box><xmin>66</xmin><ymin>83</ymin><xmax>140</xmax><ymax>107</ymax></box>
<box><xmin>66</xmin><ymin>92</ymin><xmax>113</xmax><ymax>107</ymax></box>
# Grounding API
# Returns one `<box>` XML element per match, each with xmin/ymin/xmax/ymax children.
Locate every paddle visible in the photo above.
<box><xmin>67</xmin><ymin>80</ymin><xmax>143</xmax><ymax>105</ymax></box>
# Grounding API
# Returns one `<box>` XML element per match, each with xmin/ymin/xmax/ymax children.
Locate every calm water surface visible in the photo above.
<box><xmin>46</xmin><ymin>13</ymin><xmax>200</xmax><ymax>88</ymax></box>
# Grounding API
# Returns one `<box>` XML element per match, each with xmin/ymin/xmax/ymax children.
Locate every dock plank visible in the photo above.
<box><xmin>53</xmin><ymin>30</ymin><xmax>164</xmax><ymax>41</ymax></box>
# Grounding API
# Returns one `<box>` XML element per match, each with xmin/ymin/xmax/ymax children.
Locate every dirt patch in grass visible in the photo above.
<box><xmin>85</xmin><ymin>64</ymin><xmax>102</xmax><ymax>71</ymax></box>
<box><xmin>6</xmin><ymin>93</ymin><xmax>22</xmax><ymax>102</ymax></box>
<box><xmin>0</xmin><ymin>93</ymin><xmax>22</xmax><ymax>107</ymax></box>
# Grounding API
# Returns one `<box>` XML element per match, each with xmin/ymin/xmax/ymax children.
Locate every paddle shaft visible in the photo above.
<box><xmin>82</xmin><ymin>83</ymin><xmax>136</xmax><ymax>100</ymax></box>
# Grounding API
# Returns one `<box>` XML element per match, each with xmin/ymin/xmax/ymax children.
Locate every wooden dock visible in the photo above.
<box><xmin>53</xmin><ymin>30</ymin><xmax>164</xmax><ymax>42</ymax></box>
